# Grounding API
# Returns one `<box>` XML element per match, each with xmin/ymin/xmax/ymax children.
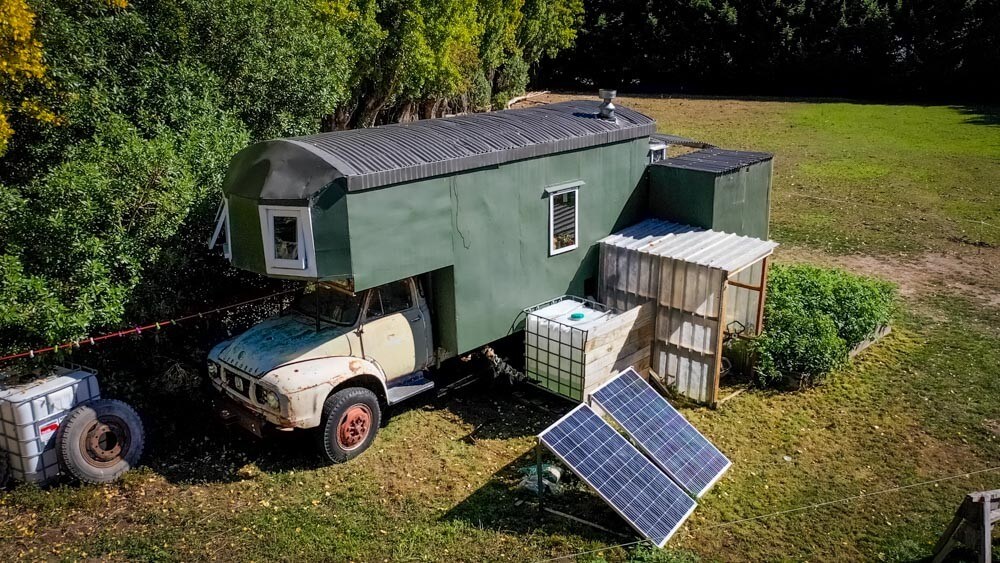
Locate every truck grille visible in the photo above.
<box><xmin>225</xmin><ymin>370</ymin><xmax>252</xmax><ymax>398</ymax></box>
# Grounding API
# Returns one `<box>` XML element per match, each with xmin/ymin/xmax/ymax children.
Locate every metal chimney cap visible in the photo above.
<box><xmin>599</xmin><ymin>89</ymin><xmax>617</xmax><ymax>100</ymax></box>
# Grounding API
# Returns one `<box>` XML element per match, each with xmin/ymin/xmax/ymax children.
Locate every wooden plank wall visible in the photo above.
<box><xmin>582</xmin><ymin>302</ymin><xmax>655</xmax><ymax>397</ymax></box>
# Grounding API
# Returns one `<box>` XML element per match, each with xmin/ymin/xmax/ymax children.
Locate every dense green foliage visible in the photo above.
<box><xmin>0</xmin><ymin>0</ymin><xmax>582</xmax><ymax>356</ymax></box>
<box><xmin>753</xmin><ymin>265</ymin><xmax>896</xmax><ymax>386</ymax></box>
<box><xmin>537</xmin><ymin>0</ymin><xmax>1000</xmax><ymax>100</ymax></box>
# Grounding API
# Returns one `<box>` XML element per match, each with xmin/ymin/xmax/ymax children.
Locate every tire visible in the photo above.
<box><xmin>57</xmin><ymin>399</ymin><xmax>145</xmax><ymax>484</ymax></box>
<box><xmin>318</xmin><ymin>387</ymin><xmax>381</xmax><ymax>464</ymax></box>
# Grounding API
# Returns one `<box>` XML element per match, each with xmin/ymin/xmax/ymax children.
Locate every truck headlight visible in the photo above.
<box><xmin>255</xmin><ymin>386</ymin><xmax>280</xmax><ymax>410</ymax></box>
<box><xmin>207</xmin><ymin>361</ymin><xmax>220</xmax><ymax>380</ymax></box>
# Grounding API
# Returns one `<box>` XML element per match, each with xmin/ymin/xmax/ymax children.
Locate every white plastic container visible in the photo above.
<box><xmin>0</xmin><ymin>366</ymin><xmax>100</xmax><ymax>484</ymax></box>
<box><xmin>525</xmin><ymin>297</ymin><xmax>616</xmax><ymax>401</ymax></box>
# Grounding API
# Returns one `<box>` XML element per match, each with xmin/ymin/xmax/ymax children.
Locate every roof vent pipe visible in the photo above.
<box><xmin>598</xmin><ymin>89</ymin><xmax>617</xmax><ymax>121</ymax></box>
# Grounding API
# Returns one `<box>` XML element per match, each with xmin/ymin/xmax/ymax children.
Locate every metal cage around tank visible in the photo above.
<box><xmin>524</xmin><ymin>296</ymin><xmax>613</xmax><ymax>401</ymax></box>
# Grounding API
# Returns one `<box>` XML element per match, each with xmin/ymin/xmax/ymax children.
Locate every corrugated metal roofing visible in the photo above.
<box><xmin>279</xmin><ymin>100</ymin><xmax>655</xmax><ymax>192</ymax></box>
<box><xmin>653</xmin><ymin>148</ymin><xmax>772</xmax><ymax>174</ymax></box>
<box><xmin>649</xmin><ymin>133</ymin><xmax>715</xmax><ymax>149</ymax></box>
<box><xmin>600</xmin><ymin>218</ymin><xmax>778</xmax><ymax>274</ymax></box>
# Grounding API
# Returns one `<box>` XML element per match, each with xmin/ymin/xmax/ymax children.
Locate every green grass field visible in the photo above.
<box><xmin>1</xmin><ymin>96</ymin><xmax>998</xmax><ymax>562</ymax></box>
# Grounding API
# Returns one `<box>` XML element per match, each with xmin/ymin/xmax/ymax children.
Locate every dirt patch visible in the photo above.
<box><xmin>776</xmin><ymin>246</ymin><xmax>1000</xmax><ymax>309</ymax></box>
<box><xmin>985</xmin><ymin>420</ymin><xmax>1000</xmax><ymax>436</ymax></box>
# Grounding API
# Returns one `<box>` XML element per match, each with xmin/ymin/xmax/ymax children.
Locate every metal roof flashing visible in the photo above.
<box><xmin>654</xmin><ymin>148</ymin><xmax>773</xmax><ymax>175</ymax></box>
<box><xmin>224</xmin><ymin>100</ymin><xmax>655</xmax><ymax>199</ymax></box>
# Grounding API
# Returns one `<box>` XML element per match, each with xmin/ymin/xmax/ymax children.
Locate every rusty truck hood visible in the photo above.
<box><xmin>218</xmin><ymin>313</ymin><xmax>354</xmax><ymax>377</ymax></box>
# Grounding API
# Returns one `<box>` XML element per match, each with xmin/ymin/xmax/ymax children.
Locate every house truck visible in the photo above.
<box><xmin>206</xmin><ymin>92</ymin><xmax>778</xmax><ymax>463</ymax></box>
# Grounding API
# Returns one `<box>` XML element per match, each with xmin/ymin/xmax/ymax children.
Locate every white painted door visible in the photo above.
<box><xmin>361</xmin><ymin>279</ymin><xmax>430</xmax><ymax>382</ymax></box>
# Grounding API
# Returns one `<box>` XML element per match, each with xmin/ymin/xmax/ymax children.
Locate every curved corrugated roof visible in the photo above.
<box><xmin>225</xmin><ymin>100</ymin><xmax>656</xmax><ymax>198</ymax></box>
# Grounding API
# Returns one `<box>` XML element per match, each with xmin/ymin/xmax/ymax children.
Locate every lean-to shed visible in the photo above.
<box><xmin>599</xmin><ymin>219</ymin><xmax>778</xmax><ymax>406</ymax></box>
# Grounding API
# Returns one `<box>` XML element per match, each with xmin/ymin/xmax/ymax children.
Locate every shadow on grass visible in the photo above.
<box><xmin>440</xmin><ymin>443</ymin><xmax>635</xmax><ymax>546</ymax></box>
<box><xmin>953</xmin><ymin>105</ymin><xmax>1000</xmax><ymax>127</ymax></box>
<box><xmin>135</xmin><ymin>367</ymin><xmax>575</xmax><ymax>485</ymax></box>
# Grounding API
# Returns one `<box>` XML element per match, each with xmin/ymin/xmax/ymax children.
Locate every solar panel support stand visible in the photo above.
<box><xmin>535</xmin><ymin>441</ymin><xmax>545</xmax><ymax>506</ymax></box>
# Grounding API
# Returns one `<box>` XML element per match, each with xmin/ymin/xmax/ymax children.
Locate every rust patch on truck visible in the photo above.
<box><xmin>349</xmin><ymin>359</ymin><xmax>363</xmax><ymax>373</ymax></box>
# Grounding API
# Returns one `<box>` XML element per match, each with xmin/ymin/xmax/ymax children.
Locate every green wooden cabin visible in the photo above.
<box><xmin>214</xmin><ymin>99</ymin><xmax>773</xmax><ymax>359</ymax></box>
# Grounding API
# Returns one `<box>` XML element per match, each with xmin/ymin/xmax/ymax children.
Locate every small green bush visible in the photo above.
<box><xmin>752</xmin><ymin>265</ymin><xmax>896</xmax><ymax>387</ymax></box>
<box><xmin>765</xmin><ymin>265</ymin><xmax>896</xmax><ymax>348</ymax></box>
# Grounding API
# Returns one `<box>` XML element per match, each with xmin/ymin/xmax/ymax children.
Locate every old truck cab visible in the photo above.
<box><xmin>207</xmin><ymin>277</ymin><xmax>436</xmax><ymax>462</ymax></box>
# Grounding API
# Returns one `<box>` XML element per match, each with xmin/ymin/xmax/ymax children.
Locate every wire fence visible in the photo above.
<box><xmin>0</xmin><ymin>288</ymin><xmax>298</xmax><ymax>364</ymax></box>
<box><xmin>534</xmin><ymin>465</ymin><xmax>1000</xmax><ymax>562</ymax></box>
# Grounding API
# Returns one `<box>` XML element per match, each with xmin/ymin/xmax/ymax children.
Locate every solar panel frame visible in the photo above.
<box><xmin>538</xmin><ymin>404</ymin><xmax>697</xmax><ymax>547</ymax></box>
<box><xmin>589</xmin><ymin>368</ymin><xmax>732</xmax><ymax>498</ymax></box>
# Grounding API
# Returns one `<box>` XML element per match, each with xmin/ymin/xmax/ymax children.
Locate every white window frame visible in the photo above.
<box><xmin>648</xmin><ymin>141</ymin><xmax>667</xmax><ymax>163</ymax></box>
<box><xmin>258</xmin><ymin>205</ymin><xmax>317</xmax><ymax>277</ymax></box>
<box><xmin>548</xmin><ymin>186</ymin><xmax>580</xmax><ymax>256</ymax></box>
<box><xmin>208</xmin><ymin>197</ymin><xmax>232</xmax><ymax>260</ymax></box>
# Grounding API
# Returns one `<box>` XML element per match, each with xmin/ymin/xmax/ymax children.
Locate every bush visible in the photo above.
<box><xmin>765</xmin><ymin>265</ymin><xmax>896</xmax><ymax>348</ymax></box>
<box><xmin>752</xmin><ymin>265</ymin><xmax>896</xmax><ymax>387</ymax></box>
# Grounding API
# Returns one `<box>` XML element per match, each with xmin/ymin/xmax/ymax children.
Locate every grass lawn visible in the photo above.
<box><xmin>1</xmin><ymin>96</ymin><xmax>998</xmax><ymax>562</ymax></box>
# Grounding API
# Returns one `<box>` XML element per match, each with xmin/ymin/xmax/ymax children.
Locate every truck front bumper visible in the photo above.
<box><xmin>214</xmin><ymin>395</ymin><xmax>267</xmax><ymax>438</ymax></box>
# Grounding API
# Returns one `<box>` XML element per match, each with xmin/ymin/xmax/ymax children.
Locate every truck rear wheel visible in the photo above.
<box><xmin>318</xmin><ymin>387</ymin><xmax>381</xmax><ymax>463</ymax></box>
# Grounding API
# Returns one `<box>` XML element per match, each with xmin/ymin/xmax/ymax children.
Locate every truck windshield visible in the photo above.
<box><xmin>291</xmin><ymin>286</ymin><xmax>362</xmax><ymax>326</ymax></box>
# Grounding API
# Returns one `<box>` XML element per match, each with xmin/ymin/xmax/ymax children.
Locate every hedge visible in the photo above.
<box><xmin>752</xmin><ymin>265</ymin><xmax>896</xmax><ymax>387</ymax></box>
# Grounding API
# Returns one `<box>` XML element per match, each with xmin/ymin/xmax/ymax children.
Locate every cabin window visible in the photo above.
<box><xmin>549</xmin><ymin>187</ymin><xmax>579</xmax><ymax>255</ymax></box>
<box><xmin>208</xmin><ymin>198</ymin><xmax>231</xmax><ymax>259</ymax></box>
<box><xmin>259</xmin><ymin>205</ymin><xmax>317</xmax><ymax>276</ymax></box>
<box><xmin>273</xmin><ymin>216</ymin><xmax>299</xmax><ymax>261</ymax></box>
<box><xmin>365</xmin><ymin>279</ymin><xmax>414</xmax><ymax>320</ymax></box>
<box><xmin>648</xmin><ymin>141</ymin><xmax>667</xmax><ymax>163</ymax></box>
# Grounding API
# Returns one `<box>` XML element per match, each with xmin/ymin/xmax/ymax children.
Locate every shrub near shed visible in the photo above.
<box><xmin>752</xmin><ymin>265</ymin><xmax>897</xmax><ymax>387</ymax></box>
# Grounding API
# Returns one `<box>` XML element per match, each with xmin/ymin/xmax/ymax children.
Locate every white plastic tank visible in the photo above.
<box><xmin>0</xmin><ymin>366</ymin><xmax>100</xmax><ymax>483</ymax></box>
<box><xmin>525</xmin><ymin>297</ymin><xmax>615</xmax><ymax>400</ymax></box>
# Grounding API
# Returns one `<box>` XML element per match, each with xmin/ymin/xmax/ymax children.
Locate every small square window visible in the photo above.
<box><xmin>549</xmin><ymin>187</ymin><xmax>579</xmax><ymax>255</ymax></box>
<box><xmin>259</xmin><ymin>205</ymin><xmax>316</xmax><ymax>276</ymax></box>
<box><xmin>648</xmin><ymin>141</ymin><xmax>668</xmax><ymax>163</ymax></box>
<box><xmin>272</xmin><ymin>216</ymin><xmax>299</xmax><ymax>261</ymax></box>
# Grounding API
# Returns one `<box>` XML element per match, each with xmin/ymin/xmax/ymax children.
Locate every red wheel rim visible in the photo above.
<box><xmin>79</xmin><ymin>415</ymin><xmax>131</xmax><ymax>468</ymax></box>
<box><xmin>337</xmin><ymin>405</ymin><xmax>372</xmax><ymax>451</ymax></box>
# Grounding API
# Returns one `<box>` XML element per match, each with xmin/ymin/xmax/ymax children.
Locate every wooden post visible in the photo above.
<box><xmin>979</xmin><ymin>492</ymin><xmax>992</xmax><ymax>563</ymax></box>
<box><xmin>755</xmin><ymin>256</ymin><xmax>770</xmax><ymax>336</ymax></box>
<box><xmin>932</xmin><ymin>490</ymin><xmax>998</xmax><ymax>563</ymax></box>
<box><xmin>710</xmin><ymin>277</ymin><xmax>729</xmax><ymax>408</ymax></box>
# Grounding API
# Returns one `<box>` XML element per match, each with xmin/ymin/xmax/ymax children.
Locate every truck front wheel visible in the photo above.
<box><xmin>318</xmin><ymin>387</ymin><xmax>381</xmax><ymax>463</ymax></box>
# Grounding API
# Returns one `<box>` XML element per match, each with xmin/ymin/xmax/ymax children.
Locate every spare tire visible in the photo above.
<box><xmin>57</xmin><ymin>399</ymin><xmax>144</xmax><ymax>484</ymax></box>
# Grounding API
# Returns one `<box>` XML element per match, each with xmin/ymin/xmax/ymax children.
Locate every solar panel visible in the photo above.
<box><xmin>539</xmin><ymin>404</ymin><xmax>697</xmax><ymax>547</ymax></box>
<box><xmin>590</xmin><ymin>368</ymin><xmax>731</xmax><ymax>498</ymax></box>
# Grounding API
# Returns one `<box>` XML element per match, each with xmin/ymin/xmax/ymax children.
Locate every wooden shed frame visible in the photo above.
<box><xmin>599</xmin><ymin>219</ymin><xmax>778</xmax><ymax>406</ymax></box>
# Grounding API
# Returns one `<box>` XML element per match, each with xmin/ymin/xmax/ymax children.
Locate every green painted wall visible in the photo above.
<box><xmin>344</xmin><ymin>177</ymin><xmax>454</xmax><ymax>289</ymax></box>
<box><xmin>647</xmin><ymin>160</ymin><xmax>772</xmax><ymax>239</ymax></box>
<box><xmin>647</xmin><ymin>166</ymin><xmax>717</xmax><ymax>227</ymax></box>
<box><xmin>229</xmin><ymin>194</ymin><xmax>266</xmax><ymax>273</ymax></box>
<box><xmin>712</xmin><ymin>161</ymin><xmax>771</xmax><ymax>239</ymax></box>
<box><xmin>342</xmin><ymin>138</ymin><xmax>648</xmax><ymax>354</ymax></box>
<box><xmin>311</xmin><ymin>182</ymin><xmax>353</xmax><ymax>279</ymax></box>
